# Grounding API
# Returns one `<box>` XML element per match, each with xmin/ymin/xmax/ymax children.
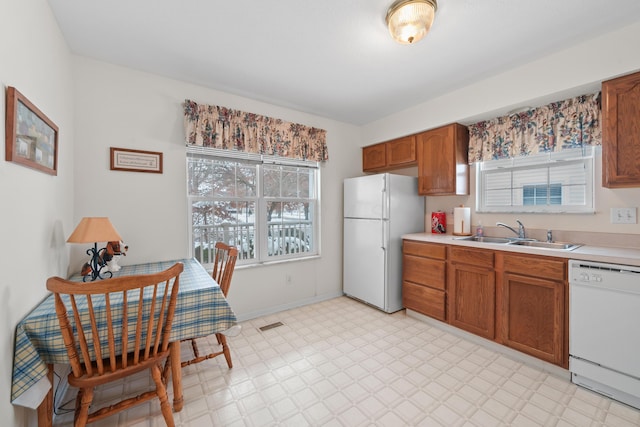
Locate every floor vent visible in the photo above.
<box><xmin>259</xmin><ymin>321</ymin><xmax>284</xmax><ymax>332</ymax></box>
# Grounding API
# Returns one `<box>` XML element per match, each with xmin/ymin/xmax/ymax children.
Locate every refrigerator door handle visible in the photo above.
<box><xmin>381</xmin><ymin>177</ymin><xmax>386</xmax><ymax>221</ymax></box>
<box><xmin>381</xmin><ymin>221</ymin><xmax>386</xmax><ymax>250</ymax></box>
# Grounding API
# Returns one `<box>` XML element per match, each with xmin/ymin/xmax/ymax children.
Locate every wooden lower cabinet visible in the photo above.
<box><xmin>448</xmin><ymin>247</ymin><xmax>495</xmax><ymax>339</ymax></box>
<box><xmin>496</xmin><ymin>253</ymin><xmax>567</xmax><ymax>368</ymax></box>
<box><xmin>403</xmin><ymin>281</ymin><xmax>445</xmax><ymax>321</ymax></box>
<box><xmin>402</xmin><ymin>240</ymin><xmax>446</xmax><ymax>321</ymax></box>
<box><xmin>402</xmin><ymin>240</ymin><xmax>568</xmax><ymax>368</ymax></box>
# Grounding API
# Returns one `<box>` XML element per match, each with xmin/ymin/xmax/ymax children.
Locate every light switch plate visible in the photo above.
<box><xmin>611</xmin><ymin>207</ymin><xmax>637</xmax><ymax>224</ymax></box>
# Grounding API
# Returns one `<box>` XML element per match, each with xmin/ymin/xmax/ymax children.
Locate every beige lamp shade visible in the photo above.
<box><xmin>67</xmin><ymin>217</ymin><xmax>122</xmax><ymax>243</ymax></box>
<box><xmin>386</xmin><ymin>0</ymin><xmax>437</xmax><ymax>45</ymax></box>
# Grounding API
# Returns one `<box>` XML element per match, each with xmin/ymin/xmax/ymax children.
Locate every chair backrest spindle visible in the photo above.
<box><xmin>122</xmin><ymin>291</ymin><xmax>128</xmax><ymax>369</ymax></box>
<box><xmin>212</xmin><ymin>242</ymin><xmax>238</xmax><ymax>297</ymax></box>
<box><xmin>104</xmin><ymin>294</ymin><xmax>117</xmax><ymax>372</ymax></box>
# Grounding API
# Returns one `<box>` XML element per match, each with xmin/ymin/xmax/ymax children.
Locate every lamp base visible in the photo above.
<box><xmin>82</xmin><ymin>243</ymin><xmax>113</xmax><ymax>282</ymax></box>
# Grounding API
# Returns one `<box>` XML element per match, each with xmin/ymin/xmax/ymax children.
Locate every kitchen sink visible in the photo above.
<box><xmin>507</xmin><ymin>240</ymin><xmax>582</xmax><ymax>251</ymax></box>
<box><xmin>454</xmin><ymin>235</ymin><xmax>582</xmax><ymax>250</ymax></box>
<box><xmin>454</xmin><ymin>236</ymin><xmax>515</xmax><ymax>244</ymax></box>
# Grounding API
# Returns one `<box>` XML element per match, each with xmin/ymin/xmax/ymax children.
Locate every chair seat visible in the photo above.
<box><xmin>68</xmin><ymin>348</ymin><xmax>171</xmax><ymax>388</ymax></box>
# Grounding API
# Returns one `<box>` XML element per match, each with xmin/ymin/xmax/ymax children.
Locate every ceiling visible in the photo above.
<box><xmin>47</xmin><ymin>0</ymin><xmax>640</xmax><ymax>125</ymax></box>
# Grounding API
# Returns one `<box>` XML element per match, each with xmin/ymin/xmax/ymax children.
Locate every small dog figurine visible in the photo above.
<box><xmin>81</xmin><ymin>262</ymin><xmax>93</xmax><ymax>277</ymax></box>
<box><xmin>103</xmin><ymin>240</ymin><xmax>129</xmax><ymax>272</ymax></box>
<box><xmin>79</xmin><ymin>241</ymin><xmax>129</xmax><ymax>279</ymax></box>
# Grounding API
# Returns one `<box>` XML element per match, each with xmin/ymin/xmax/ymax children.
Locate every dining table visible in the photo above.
<box><xmin>11</xmin><ymin>258</ymin><xmax>238</xmax><ymax>427</ymax></box>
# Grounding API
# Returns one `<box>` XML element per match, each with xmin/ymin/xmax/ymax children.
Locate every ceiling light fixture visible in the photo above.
<box><xmin>386</xmin><ymin>0</ymin><xmax>437</xmax><ymax>45</ymax></box>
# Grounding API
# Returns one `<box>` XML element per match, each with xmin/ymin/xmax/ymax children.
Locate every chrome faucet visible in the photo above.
<box><xmin>496</xmin><ymin>220</ymin><xmax>526</xmax><ymax>239</ymax></box>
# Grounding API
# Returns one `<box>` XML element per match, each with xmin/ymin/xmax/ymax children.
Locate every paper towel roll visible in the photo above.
<box><xmin>453</xmin><ymin>207</ymin><xmax>471</xmax><ymax>235</ymax></box>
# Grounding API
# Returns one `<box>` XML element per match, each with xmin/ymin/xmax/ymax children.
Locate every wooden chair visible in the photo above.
<box><xmin>46</xmin><ymin>262</ymin><xmax>184</xmax><ymax>427</ymax></box>
<box><xmin>182</xmin><ymin>242</ymin><xmax>238</xmax><ymax>368</ymax></box>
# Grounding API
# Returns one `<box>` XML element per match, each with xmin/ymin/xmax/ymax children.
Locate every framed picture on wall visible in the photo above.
<box><xmin>110</xmin><ymin>147</ymin><xmax>163</xmax><ymax>173</ymax></box>
<box><xmin>5</xmin><ymin>86</ymin><xmax>59</xmax><ymax>175</ymax></box>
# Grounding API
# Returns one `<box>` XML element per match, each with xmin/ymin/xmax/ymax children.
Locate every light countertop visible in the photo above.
<box><xmin>403</xmin><ymin>232</ymin><xmax>640</xmax><ymax>267</ymax></box>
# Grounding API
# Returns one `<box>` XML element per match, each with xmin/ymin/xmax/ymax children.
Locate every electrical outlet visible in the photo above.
<box><xmin>285</xmin><ymin>274</ymin><xmax>292</xmax><ymax>286</ymax></box>
<box><xmin>611</xmin><ymin>207</ymin><xmax>637</xmax><ymax>224</ymax></box>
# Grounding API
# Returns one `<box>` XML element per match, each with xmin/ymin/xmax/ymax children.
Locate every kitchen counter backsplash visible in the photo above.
<box><xmin>478</xmin><ymin>226</ymin><xmax>640</xmax><ymax>249</ymax></box>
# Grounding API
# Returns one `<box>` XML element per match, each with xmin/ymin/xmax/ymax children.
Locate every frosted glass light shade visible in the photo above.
<box><xmin>386</xmin><ymin>0</ymin><xmax>437</xmax><ymax>45</ymax></box>
<box><xmin>67</xmin><ymin>217</ymin><xmax>122</xmax><ymax>243</ymax></box>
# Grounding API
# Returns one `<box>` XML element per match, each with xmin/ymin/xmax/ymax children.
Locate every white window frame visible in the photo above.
<box><xmin>476</xmin><ymin>146</ymin><xmax>596</xmax><ymax>214</ymax></box>
<box><xmin>187</xmin><ymin>147</ymin><xmax>320</xmax><ymax>268</ymax></box>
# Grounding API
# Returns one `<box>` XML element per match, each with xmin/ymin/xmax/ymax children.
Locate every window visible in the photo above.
<box><xmin>187</xmin><ymin>148</ymin><xmax>319</xmax><ymax>267</ymax></box>
<box><xmin>523</xmin><ymin>183</ymin><xmax>562</xmax><ymax>206</ymax></box>
<box><xmin>476</xmin><ymin>146</ymin><xmax>595</xmax><ymax>213</ymax></box>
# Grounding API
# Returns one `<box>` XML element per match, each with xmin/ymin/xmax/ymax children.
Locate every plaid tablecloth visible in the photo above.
<box><xmin>11</xmin><ymin>258</ymin><xmax>237</xmax><ymax>408</ymax></box>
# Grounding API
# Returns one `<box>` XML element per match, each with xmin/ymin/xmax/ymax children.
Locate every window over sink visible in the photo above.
<box><xmin>476</xmin><ymin>146</ymin><xmax>595</xmax><ymax>213</ymax></box>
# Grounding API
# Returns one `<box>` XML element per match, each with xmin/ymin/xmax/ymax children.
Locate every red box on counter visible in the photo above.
<box><xmin>431</xmin><ymin>211</ymin><xmax>446</xmax><ymax>234</ymax></box>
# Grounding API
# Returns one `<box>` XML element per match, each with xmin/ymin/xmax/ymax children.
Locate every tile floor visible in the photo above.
<box><xmin>53</xmin><ymin>296</ymin><xmax>640</xmax><ymax>426</ymax></box>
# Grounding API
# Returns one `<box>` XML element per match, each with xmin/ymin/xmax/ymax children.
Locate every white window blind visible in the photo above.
<box><xmin>476</xmin><ymin>147</ymin><xmax>595</xmax><ymax>213</ymax></box>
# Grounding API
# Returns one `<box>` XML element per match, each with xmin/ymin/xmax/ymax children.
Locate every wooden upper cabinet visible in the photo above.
<box><xmin>362</xmin><ymin>143</ymin><xmax>386</xmax><ymax>171</ymax></box>
<box><xmin>602</xmin><ymin>71</ymin><xmax>640</xmax><ymax>188</ymax></box>
<box><xmin>417</xmin><ymin>123</ymin><xmax>469</xmax><ymax>195</ymax></box>
<box><xmin>362</xmin><ymin>136</ymin><xmax>416</xmax><ymax>172</ymax></box>
<box><xmin>386</xmin><ymin>135</ymin><xmax>416</xmax><ymax>168</ymax></box>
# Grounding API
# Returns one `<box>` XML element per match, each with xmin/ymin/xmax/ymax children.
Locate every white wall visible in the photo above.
<box><xmin>72</xmin><ymin>57</ymin><xmax>362</xmax><ymax>320</ymax></box>
<box><xmin>362</xmin><ymin>20</ymin><xmax>640</xmax><ymax>236</ymax></box>
<box><xmin>0</xmin><ymin>0</ymin><xmax>75</xmax><ymax>425</ymax></box>
<box><xmin>5</xmin><ymin>5</ymin><xmax>640</xmax><ymax>424</ymax></box>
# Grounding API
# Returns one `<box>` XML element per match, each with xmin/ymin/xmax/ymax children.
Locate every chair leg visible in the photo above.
<box><xmin>75</xmin><ymin>387</ymin><xmax>93</xmax><ymax>427</ymax></box>
<box><xmin>190</xmin><ymin>338</ymin><xmax>200</xmax><ymax>359</ymax></box>
<box><xmin>151</xmin><ymin>363</ymin><xmax>175</xmax><ymax>427</ymax></box>
<box><xmin>162</xmin><ymin>357</ymin><xmax>172</xmax><ymax>384</ymax></box>
<box><xmin>217</xmin><ymin>333</ymin><xmax>233</xmax><ymax>368</ymax></box>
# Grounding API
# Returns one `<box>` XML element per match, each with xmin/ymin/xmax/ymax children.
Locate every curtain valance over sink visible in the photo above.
<box><xmin>183</xmin><ymin>100</ymin><xmax>328</xmax><ymax>162</ymax></box>
<box><xmin>468</xmin><ymin>92</ymin><xmax>601</xmax><ymax>162</ymax></box>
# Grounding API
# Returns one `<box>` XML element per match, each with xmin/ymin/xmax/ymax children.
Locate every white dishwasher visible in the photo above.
<box><xmin>569</xmin><ymin>259</ymin><xmax>640</xmax><ymax>409</ymax></box>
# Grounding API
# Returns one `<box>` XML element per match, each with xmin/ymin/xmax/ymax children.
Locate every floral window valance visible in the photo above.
<box><xmin>468</xmin><ymin>92</ymin><xmax>601</xmax><ymax>162</ymax></box>
<box><xmin>183</xmin><ymin>100</ymin><xmax>328</xmax><ymax>162</ymax></box>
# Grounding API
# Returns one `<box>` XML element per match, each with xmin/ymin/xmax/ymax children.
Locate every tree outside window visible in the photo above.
<box><xmin>188</xmin><ymin>153</ymin><xmax>319</xmax><ymax>266</ymax></box>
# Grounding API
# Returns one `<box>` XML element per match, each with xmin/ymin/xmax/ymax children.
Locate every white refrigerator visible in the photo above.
<box><xmin>343</xmin><ymin>173</ymin><xmax>425</xmax><ymax>313</ymax></box>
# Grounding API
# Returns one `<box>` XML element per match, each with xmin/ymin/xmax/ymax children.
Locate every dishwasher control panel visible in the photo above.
<box><xmin>574</xmin><ymin>271</ymin><xmax>603</xmax><ymax>283</ymax></box>
<box><xmin>569</xmin><ymin>260</ymin><xmax>640</xmax><ymax>293</ymax></box>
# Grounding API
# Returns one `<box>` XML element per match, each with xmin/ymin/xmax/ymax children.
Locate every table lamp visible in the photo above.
<box><xmin>67</xmin><ymin>217</ymin><xmax>122</xmax><ymax>281</ymax></box>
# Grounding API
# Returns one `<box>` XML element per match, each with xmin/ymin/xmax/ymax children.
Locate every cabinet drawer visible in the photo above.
<box><xmin>501</xmin><ymin>254</ymin><xmax>565</xmax><ymax>281</ymax></box>
<box><xmin>449</xmin><ymin>246</ymin><xmax>494</xmax><ymax>268</ymax></box>
<box><xmin>403</xmin><ymin>281</ymin><xmax>445</xmax><ymax>321</ymax></box>
<box><xmin>403</xmin><ymin>240</ymin><xmax>446</xmax><ymax>260</ymax></box>
<box><xmin>403</xmin><ymin>254</ymin><xmax>445</xmax><ymax>290</ymax></box>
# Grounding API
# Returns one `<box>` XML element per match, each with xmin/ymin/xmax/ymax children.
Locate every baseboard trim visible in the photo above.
<box><xmin>235</xmin><ymin>291</ymin><xmax>344</xmax><ymax>322</ymax></box>
<box><xmin>405</xmin><ymin>309</ymin><xmax>570</xmax><ymax>380</ymax></box>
